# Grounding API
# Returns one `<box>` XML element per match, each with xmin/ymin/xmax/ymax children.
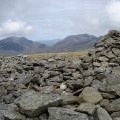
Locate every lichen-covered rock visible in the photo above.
<box><xmin>106</xmin><ymin>67</ymin><xmax>120</xmax><ymax>85</ymax></box>
<box><xmin>16</xmin><ymin>91</ymin><xmax>62</xmax><ymax>117</ymax></box>
<box><xmin>113</xmin><ymin>117</ymin><xmax>120</xmax><ymax>120</ymax></box>
<box><xmin>75</xmin><ymin>103</ymin><xmax>96</xmax><ymax>115</ymax></box>
<box><xmin>79</xmin><ymin>87</ymin><xmax>103</xmax><ymax>104</ymax></box>
<box><xmin>0</xmin><ymin>86</ymin><xmax>7</xmax><ymax>102</ymax></box>
<box><xmin>109</xmin><ymin>98</ymin><xmax>120</xmax><ymax>112</ymax></box>
<box><xmin>61</xmin><ymin>95</ymin><xmax>79</xmax><ymax>105</ymax></box>
<box><xmin>48</xmin><ymin>107</ymin><xmax>89</xmax><ymax>120</ymax></box>
<box><xmin>97</xmin><ymin>107</ymin><xmax>112</xmax><ymax>120</ymax></box>
<box><xmin>3</xmin><ymin>111</ymin><xmax>26</xmax><ymax>120</ymax></box>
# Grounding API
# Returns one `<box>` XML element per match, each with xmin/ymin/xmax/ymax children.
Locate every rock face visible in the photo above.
<box><xmin>0</xmin><ymin>30</ymin><xmax>120</xmax><ymax>119</ymax></box>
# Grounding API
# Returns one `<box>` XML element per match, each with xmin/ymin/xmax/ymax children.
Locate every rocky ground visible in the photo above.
<box><xmin>0</xmin><ymin>30</ymin><xmax>120</xmax><ymax>120</ymax></box>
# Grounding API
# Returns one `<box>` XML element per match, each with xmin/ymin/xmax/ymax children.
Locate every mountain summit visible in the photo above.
<box><xmin>0</xmin><ymin>34</ymin><xmax>99</xmax><ymax>55</ymax></box>
<box><xmin>47</xmin><ymin>34</ymin><xmax>99</xmax><ymax>52</ymax></box>
<box><xmin>0</xmin><ymin>36</ymin><xmax>47</xmax><ymax>55</ymax></box>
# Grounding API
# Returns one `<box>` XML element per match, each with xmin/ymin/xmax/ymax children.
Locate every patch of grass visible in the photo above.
<box><xmin>28</xmin><ymin>50</ymin><xmax>88</xmax><ymax>60</ymax></box>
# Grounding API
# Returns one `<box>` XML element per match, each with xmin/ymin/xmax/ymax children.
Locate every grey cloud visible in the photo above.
<box><xmin>0</xmin><ymin>0</ymin><xmax>119</xmax><ymax>40</ymax></box>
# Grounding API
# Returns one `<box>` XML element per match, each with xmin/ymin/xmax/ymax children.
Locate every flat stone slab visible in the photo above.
<box><xmin>48</xmin><ymin>107</ymin><xmax>89</xmax><ymax>120</ymax></box>
<box><xmin>79</xmin><ymin>87</ymin><xmax>103</xmax><ymax>104</ymax></box>
<box><xmin>16</xmin><ymin>90</ymin><xmax>62</xmax><ymax>117</ymax></box>
<box><xmin>97</xmin><ymin>107</ymin><xmax>112</xmax><ymax>120</ymax></box>
<box><xmin>0</xmin><ymin>110</ymin><xmax>25</xmax><ymax>120</ymax></box>
<box><xmin>75</xmin><ymin>103</ymin><xmax>96</xmax><ymax>115</ymax></box>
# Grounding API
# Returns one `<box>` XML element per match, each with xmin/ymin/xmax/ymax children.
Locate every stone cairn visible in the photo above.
<box><xmin>0</xmin><ymin>30</ymin><xmax>120</xmax><ymax>120</ymax></box>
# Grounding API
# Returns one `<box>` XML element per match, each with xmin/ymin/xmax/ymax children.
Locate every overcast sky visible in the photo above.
<box><xmin>0</xmin><ymin>0</ymin><xmax>120</xmax><ymax>41</ymax></box>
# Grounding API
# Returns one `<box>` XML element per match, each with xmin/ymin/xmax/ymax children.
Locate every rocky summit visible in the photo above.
<box><xmin>0</xmin><ymin>30</ymin><xmax>120</xmax><ymax>120</ymax></box>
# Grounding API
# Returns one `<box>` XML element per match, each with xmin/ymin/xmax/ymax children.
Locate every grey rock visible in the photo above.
<box><xmin>101</xmin><ymin>92</ymin><xmax>115</xmax><ymax>99</ymax></box>
<box><xmin>48</xmin><ymin>107</ymin><xmax>89</xmax><ymax>120</ymax></box>
<box><xmin>39</xmin><ymin>114</ymin><xmax>48</xmax><ymax>120</ymax></box>
<box><xmin>83</xmin><ymin>69</ymin><xmax>94</xmax><ymax>77</ymax></box>
<box><xmin>61</xmin><ymin>95</ymin><xmax>79</xmax><ymax>105</ymax></box>
<box><xmin>67</xmin><ymin>79</ymin><xmax>84</xmax><ymax>91</ymax></box>
<box><xmin>40</xmin><ymin>86</ymin><xmax>56</xmax><ymax>94</ymax></box>
<box><xmin>111</xmin><ymin>112</ymin><xmax>120</xmax><ymax>118</ymax></box>
<box><xmin>106</xmin><ymin>67</ymin><xmax>120</xmax><ymax>85</ymax></box>
<box><xmin>42</xmin><ymin>71</ymin><xmax>51</xmax><ymax>79</ymax></box>
<box><xmin>91</xmin><ymin>80</ymin><xmax>106</xmax><ymax>91</ymax></box>
<box><xmin>16</xmin><ymin>90</ymin><xmax>62</xmax><ymax>117</ymax></box>
<box><xmin>112</xmin><ymin>48</ymin><xmax>120</xmax><ymax>57</ymax></box>
<box><xmin>97</xmin><ymin>107</ymin><xmax>112</xmax><ymax>120</ymax></box>
<box><xmin>94</xmin><ymin>67</ymin><xmax>106</xmax><ymax>74</ymax></box>
<box><xmin>0</xmin><ymin>103</ymin><xmax>17</xmax><ymax>111</ymax></box>
<box><xmin>26</xmin><ymin>118</ymin><xmax>39</xmax><ymax>120</ymax></box>
<box><xmin>82</xmin><ymin>56</ymin><xmax>92</xmax><ymax>63</ymax></box>
<box><xmin>48</xmin><ymin>58</ymin><xmax>55</xmax><ymax>62</ymax></box>
<box><xmin>104</xmin><ymin>37</ymin><xmax>115</xmax><ymax>44</ymax></box>
<box><xmin>0</xmin><ymin>103</ymin><xmax>25</xmax><ymax>120</ymax></box>
<box><xmin>106</xmin><ymin>51</ymin><xmax>115</xmax><ymax>59</ymax></box>
<box><xmin>4</xmin><ymin>93</ymin><xmax>15</xmax><ymax>104</ymax></box>
<box><xmin>109</xmin><ymin>98</ymin><xmax>120</xmax><ymax>112</ymax></box>
<box><xmin>75</xmin><ymin>103</ymin><xmax>96</xmax><ymax>115</ymax></box>
<box><xmin>84</xmin><ymin>76</ymin><xmax>93</xmax><ymax>86</ymax></box>
<box><xmin>79</xmin><ymin>87</ymin><xmax>103</xmax><ymax>104</ymax></box>
<box><xmin>71</xmin><ymin>61</ymin><xmax>81</xmax><ymax>69</ymax></box>
<box><xmin>100</xmin><ymin>99</ymin><xmax>112</xmax><ymax>112</ymax></box>
<box><xmin>0</xmin><ymin>86</ymin><xmax>7</xmax><ymax>102</ymax></box>
<box><xmin>0</xmin><ymin>110</ymin><xmax>5</xmax><ymax>120</ymax></box>
<box><xmin>107</xmin><ymin>84</ymin><xmax>120</xmax><ymax>96</ymax></box>
<box><xmin>95</xmin><ymin>73</ymin><xmax>106</xmax><ymax>80</ymax></box>
<box><xmin>72</xmin><ymin>72</ymin><xmax>82</xmax><ymax>79</ymax></box>
<box><xmin>3</xmin><ymin>111</ymin><xmax>25</xmax><ymax>120</ymax></box>
<box><xmin>97</xmin><ymin>56</ymin><xmax>109</xmax><ymax>62</ymax></box>
<box><xmin>113</xmin><ymin>118</ymin><xmax>120</xmax><ymax>120</ymax></box>
<box><xmin>93</xmin><ymin>62</ymin><xmax>101</xmax><ymax>67</ymax></box>
<box><xmin>49</xmin><ymin>76</ymin><xmax>63</xmax><ymax>83</ymax></box>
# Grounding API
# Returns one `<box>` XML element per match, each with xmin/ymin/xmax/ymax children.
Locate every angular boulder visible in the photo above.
<box><xmin>0</xmin><ymin>86</ymin><xmax>7</xmax><ymax>102</ymax></box>
<box><xmin>109</xmin><ymin>98</ymin><xmax>120</xmax><ymax>112</ymax></box>
<box><xmin>97</xmin><ymin>107</ymin><xmax>112</xmax><ymax>120</ymax></box>
<box><xmin>79</xmin><ymin>87</ymin><xmax>103</xmax><ymax>104</ymax></box>
<box><xmin>75</xmin><ymin>103</ymin><xmax>96</xmax><ymax>115</ymax></box>
<box><xmin>106</xmin><ymin>67</ymin><xmax>120</xmax><ymax>85</ymax></box>
<box><xmin>113</xmin><ymin>117</ymin><xmax>120</xmax><ymax>120</ymax></box>
<box><xmin>48</xmin><ymin>107</ymin><xmax>89</xmax><ymax>120</ymax></box>
<box><xmin>16</xmin><ymin>91</ymin><xmax>62</xmax><ymax>117</ymax></box>
<box><xmin>3</xmin><ymin>111</ymin><xmax>25</xmax><ymax>120</ymax></box>
<box><xmin>0</xmin><ymin>104</ymin><xmax>25</xmax><ymax>120</ymax></box>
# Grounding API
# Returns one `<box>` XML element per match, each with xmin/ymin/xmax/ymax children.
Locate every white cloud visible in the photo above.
<box><xmin>0</xmin><ymin>0</ymin><xmax>120</xmax><ymax>40</ymax></box>
<box><xmin>0</xmin><ymin>19</ymin><xmax>34</xmax><ymax>37</ymax></box>
<box><xmin>106</xmin><ymin>0</ymin><xmax>120</xmax><ymax>27</ymax></box>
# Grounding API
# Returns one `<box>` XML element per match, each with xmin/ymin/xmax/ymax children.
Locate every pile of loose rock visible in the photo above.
<box><xmin>0</xmin><ymin>30</ymin><xmax>120</xmax><ymax>120</ymax></box>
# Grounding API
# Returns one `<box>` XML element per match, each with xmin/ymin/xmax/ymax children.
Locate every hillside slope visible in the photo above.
<box><xmin>0</xmin><ymin>37</ymin><xmax>47</xmax><ymax>54</ymax></box>
<box><xmin>47</xmin><ymin>34</ymin><xmax>98</xmax><ymax>52</ymax></box>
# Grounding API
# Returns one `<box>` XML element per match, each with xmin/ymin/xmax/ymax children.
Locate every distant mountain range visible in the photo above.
<box><xmin>0</xmin><ymin>34</ymin><xmax>100</xmax><ymax>55</ymax></box>
<box><xmin>41</xmin><ymin>39</ymin><xmax>61</xmax><ymax>46</ymax></box>
<box><xmin>0</xmin><ymin>37</ymin><xmax>47</xmax><ymax>55</ymax></box>
<box><xmin>46</xmin><ymin>34</ymin><xmax>99</xmax><ymax>52</ymax></box>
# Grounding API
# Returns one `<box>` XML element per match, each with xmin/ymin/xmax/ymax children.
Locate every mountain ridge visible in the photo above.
<box><xmin>0</xmin><ymin>36</ymin><xmax>47</xmax><ymax>55</ymax></box>
<box><xmin>47</xmin><ymin>34</ymin><xmax>99</xmax><ymax>52</ymax></box>
<box><xmin>0</xmin><ymin>34</ymin><xmax>99</xmax><ymax>54</ymax></box>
